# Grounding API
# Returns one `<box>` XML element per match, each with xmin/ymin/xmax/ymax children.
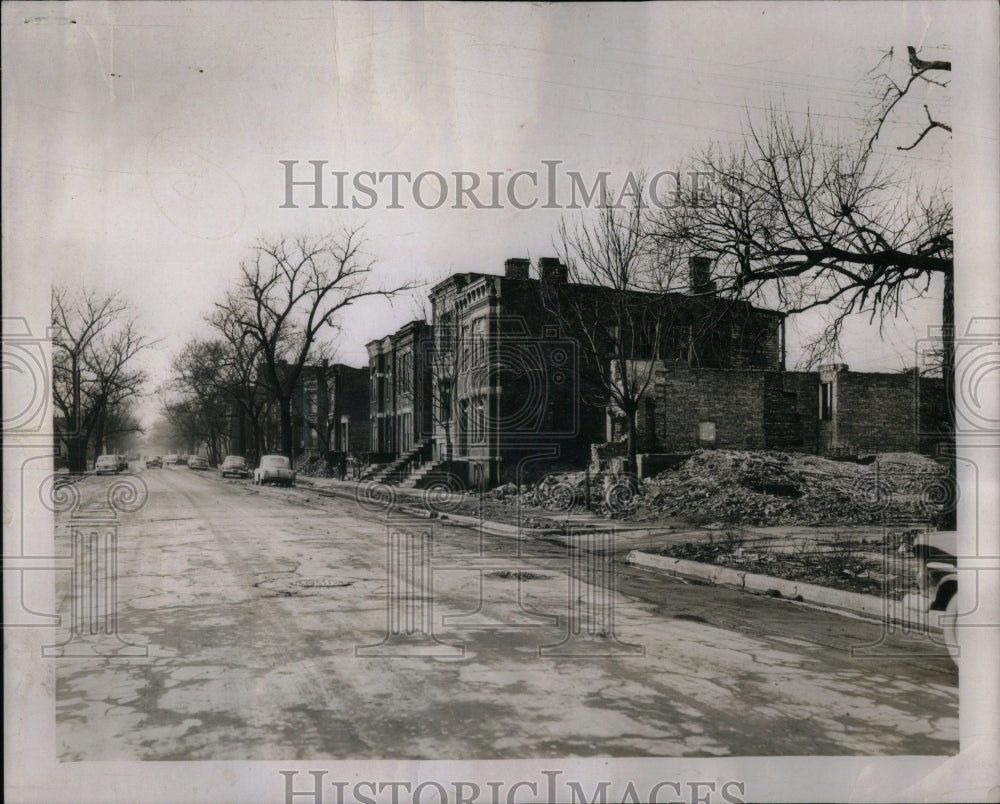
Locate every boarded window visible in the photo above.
<box><xmin>698</xmin><ymin>421</ymin><xmax>716</xmax><ymax>443</ymax></box>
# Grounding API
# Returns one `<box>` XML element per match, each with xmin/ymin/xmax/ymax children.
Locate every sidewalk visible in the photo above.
<box><xmin>297</xmin><ymin>473</ymin><xmax>933</xmax><ymax>630</ymax></box>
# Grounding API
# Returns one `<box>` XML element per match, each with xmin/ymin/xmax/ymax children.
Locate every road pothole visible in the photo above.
<box><xmin>485</xmin><ymin>570</ymin><xmax>553</xmax><ymax>581</ymax></box>
<box><xmin>253</xmin><ymin>577</ymin><xmax>355</xmax><ymax>596</ymax></box>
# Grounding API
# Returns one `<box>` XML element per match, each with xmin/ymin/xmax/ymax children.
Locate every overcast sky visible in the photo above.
<box><xmin>3</xmin><ymin>1</ymin><xmax>958</xmax><ymax>426</ymax></box>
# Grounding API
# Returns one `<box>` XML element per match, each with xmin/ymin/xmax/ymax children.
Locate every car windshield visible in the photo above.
<box><xmin>261</xmin><ymin>456</ymin><xmax>290</xmax><ymax>469</ymax></box>
<box><xmin>223</xmin><ymin>457</ymin><xmax>245</xmax><ymax>466</ymax></box>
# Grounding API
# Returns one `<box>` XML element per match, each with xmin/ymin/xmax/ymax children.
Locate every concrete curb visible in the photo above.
<box><xmin>625</xmin><ymin>550</ymin><xmax>943</xmax><ymax>631</ymax></box>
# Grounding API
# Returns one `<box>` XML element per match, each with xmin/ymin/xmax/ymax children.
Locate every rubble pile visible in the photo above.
<box><xmin>296</xmin><ymin>455</ymin><xmax>335</xmax><ymax>478</ymax></box>
<box><xmin>630</xmin><ymin>450</ymin><xmax>948</xmax><ymax>526</ymax></box>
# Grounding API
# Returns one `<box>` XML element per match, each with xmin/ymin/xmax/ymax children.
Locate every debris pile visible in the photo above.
<box><xmin>630</xmin><ymin>450</ymin><xmax>949</xmax><ymax>526</ymax></box>
<box><xmin>484</xmin><ymin>450</ymin><xmax>948</xmax><ymax>526</ymax></box>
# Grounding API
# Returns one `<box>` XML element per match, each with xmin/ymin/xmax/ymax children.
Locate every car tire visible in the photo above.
<box><xmin>942</xmin><ymin>594</ymin><xmax>960</xmax><ymax>665</ymax></box>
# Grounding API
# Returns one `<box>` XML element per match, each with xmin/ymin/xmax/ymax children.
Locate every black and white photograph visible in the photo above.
<box><xmin>3</xmin><ymin>2</ymin><xmax>998</xmax><ymax>802</ymax></box>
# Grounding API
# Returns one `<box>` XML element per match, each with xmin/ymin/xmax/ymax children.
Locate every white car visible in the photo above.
<box><xmin>94</xmin><ymin>454</ymin><xmax>119</xmax><ymax>475</ymax></box>
<box><xmin>221</xmin><ymin>455</ymin><xmax>249</xmax><ymax>479</ymax></box>
<box><xmin>253</xmin><ymin>454</ymin><xmax>295</xmax><ymax>487</ymax></box>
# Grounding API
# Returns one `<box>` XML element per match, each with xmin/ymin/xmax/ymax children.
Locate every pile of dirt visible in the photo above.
<box><xmin>628</xmin><ymin>450</ymin><xmax>949</xmax><ymax>526</ymax></box>
<box><xmin>296</xmin><ymin>456</ymin><xmax>335</xmax><ymax>478</ymax></box>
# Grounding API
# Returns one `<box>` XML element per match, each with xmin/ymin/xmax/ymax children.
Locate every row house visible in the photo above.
<box><xmin>285</xmin><ymin>360</ymin><xmax>371</xmax><ymax>460</ymax></box>
<box><xmin>363</xmin><ymin>253</ymin><xmax>945</xmax><ymax>488</ymax></box>
<box><xmin>426</xmin><ymin>256</ymin><xmax>783</xmax><ymax>487</ymax></box>
<box><xmin>365</xmin><ymin>320</ymin><xmax>433</xmax><ymax>463</ymax></box>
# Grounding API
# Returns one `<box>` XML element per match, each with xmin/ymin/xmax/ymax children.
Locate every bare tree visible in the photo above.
<box><xmin>51</xmin><ymin>287</ymin><xmax>153</xmax><ymax>470</ymax></box>
<box><xmin>867</xmin><ymin>45</ymin><xmax>951</xmax><ymax>153</ymax></box>
<box><xmin>208</xmin><ymin>304</ymin><xmax>271</xmax><ymax>462</ymax></box>
<box><xmin>169</xmin><ymin>339</ymin><xmax>237</xmax><ymax>464</ymax></box>
<box><xmin>658</xmin><ymin>66</ymin><xmax>955</xmax><ymax>525</ymax></box>
<box><xmin>657</xmin><ymin>110</ymin><xmax>952</xmax><ymax>366</ymax></box>
<box><xmin>427</xmin><ymin>314</ymin><xmax>463</xmax><ymax>466</ymax></box>
<box><xmin>213</xmin><ymin>229</ymin><xmax>414</xmax><ymax>459</ymax></box>
<box><xmin>543</xmin><ymin>191</ymin><xmax>673</xmax><ymax>481</ymax></box>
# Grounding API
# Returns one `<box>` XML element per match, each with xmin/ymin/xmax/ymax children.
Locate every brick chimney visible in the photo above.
<box><xmin>688</xmin><ymin>256</ymin><xmax>715</xmax><ymax>295</ymax></box>
<box><xmin>504</xmin><ymin>258</ymin><xmax>531</xmax><ymax>280</ymax></box>
<box><xmin>538</xmin><ymin>257</ymin><xmax>568</xmax><ymax>283</ymax></box>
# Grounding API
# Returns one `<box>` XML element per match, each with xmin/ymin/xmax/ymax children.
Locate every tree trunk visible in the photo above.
<box><xmin>279</xmin><ymin>395</ymin><xmax>294</xmax><ymax>458</ymax></box>
<box><xmin>68</xmin><ymin>435</ymin><xmax>88</xmax><ymax>473</ymax></box>
<box><xmin>624</xmin><ymin>404</ymin><xmax>639</xmax><ymax>483</ymax></box>
<box><xmin>94</xmin><ymin>413</ymin><xmax>106</xmax><ymax>457</ymax></box>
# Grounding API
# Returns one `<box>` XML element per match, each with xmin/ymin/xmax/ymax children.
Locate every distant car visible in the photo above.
<box><xmin>164</xmin><ymin>454</ymin><xmax>179</xmax><ymax>465</ymax></box>
<box><xmin>145</xmin><ymin>456</ymin><xmax>163</xmax><ymax>469</ymax></box>
<box><xmin>94</xmin><ymin>454</ymin><xmax>119</xmax><ymax>475</ymax></box>
<box><xmin>253</xmin><ymin>454</ymin><xmax>295</xmax><ymax>487</ymax></box>
<box><xmin>117</xmin><ymin>455</ymin><xmax>129</xmax><ymax>472</ymax></box>
<box><xmin>221</xmin><ymin>455</ymin><xmax>249</xmax><ymax>479</ymax></box>
<box><xmin>187</xmin><ymin>455</ymin><xmax>209</xmax><ymax>471</ymax></box>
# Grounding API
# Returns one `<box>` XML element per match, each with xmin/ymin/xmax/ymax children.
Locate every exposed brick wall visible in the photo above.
<box><xmin>821</xmin><ymin>367</ymin><xmax>924</xmax><ymax>454</ymax></box>
<box><xmin>647</xmin><ymin>362</ymin><xmax>770</xmax><ymax>451</ymax></box>
<box><xmin>628</xmin><ymin>362</ymin><xmax>946</xmax><ymax>458</ymax></box>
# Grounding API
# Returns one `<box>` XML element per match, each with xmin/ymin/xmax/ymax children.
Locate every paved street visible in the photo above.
<box><xmin>54</xmin><ymin>464</ymin><xmax>959</xmax><ymax>760</ymax></box>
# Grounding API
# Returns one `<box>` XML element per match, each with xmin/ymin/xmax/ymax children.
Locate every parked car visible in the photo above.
<box><xmin>164</xmin><ymin>454</ymin><xmax>179</xmax><ymax>465</ymax></box>
<box><xmin>176</xmin><ymin>454</ymin><xmax>189</xmax><ymax>466</ymax></box>
<box><xmin>253</xmin><ymin>454</ymin><xmax>295</xmax><ymax>487</ymax></box>
<box><xmin>221</xmin><ymin>455</ymin><xmax>249</xmax><ymax>479</ymax></box>
<box><xmin>145</xmin><ymin>455</ymin><xmax>163</xmax><ymax>469</ymax></box>
<box><xmin>94</xmin><ymin>454</ymin><xmax>119</xmax><ymax>475</ymax></box>
<box><xmin>187</xmin><ymin>455</ymin><xmax>209</xmax><ymax>471</ymax></box>
<box><xmin>903</xmin><ymin>530</ymin><xmax>959</xmax><ymax>663</ymax></box>
<box><xmin>117</xmin><ymin>455</ymin><xmax>129</xmax><ymax>472</ymax></box>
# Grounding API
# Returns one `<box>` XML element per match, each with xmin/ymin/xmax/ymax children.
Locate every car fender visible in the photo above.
<box><xmin>931</xmin><ymin>576</ymin><xmax>958</xmax><ymax>611</ymax></box>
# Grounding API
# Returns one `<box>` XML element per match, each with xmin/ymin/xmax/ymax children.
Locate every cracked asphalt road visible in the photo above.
<box><xmin>53</xmin><ymin>465</ymin><xmax>958</xmax><ymax>760</ymax></box>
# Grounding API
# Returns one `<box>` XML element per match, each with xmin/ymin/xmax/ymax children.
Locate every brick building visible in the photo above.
<box><xmin>365</xmin><ymin>320</ymin><xmax>433</xmax><ymax>463</ymax></box>
<box><xmin>427</xmin><ymin>256</ymin><xmax>784</xmax><ymax>487</ymax></box>
<box><xmin>361</xmin><ymin>253</ymin><xmax>946</xmax><ymax>487</ymax></box>
<box><xmin>286</xmin><ymin>360</ymin><xmax>370</xmax><ymax>460</ymax></box>
<box><xmin>329</xmin><ymin>364</ymin><xmax>370</xmax><ymax>457</ymax></box>
<box><xmin>621</xmin><ymin>360</ymin><xmax>948</xmax><ymax>475</ymax></box>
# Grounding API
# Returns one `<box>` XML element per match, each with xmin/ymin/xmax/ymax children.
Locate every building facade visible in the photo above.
<box><xmin>426</xmin><ymin>256</ymin><xmax>784</xmax><ymax>487</ymax></box>
<box><xmin>365</xmin><ymin>320</ymin><xmax>433</xmax><ymax>463</ymax></box>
